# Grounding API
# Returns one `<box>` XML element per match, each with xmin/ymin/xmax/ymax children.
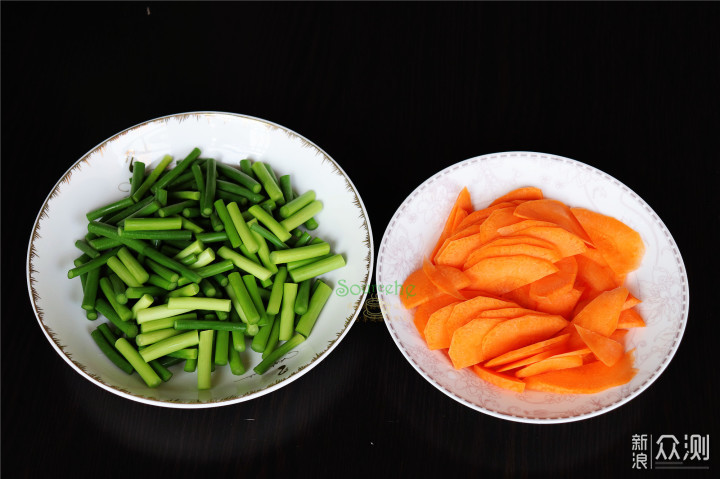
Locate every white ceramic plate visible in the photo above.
<box><xmin>27</xmin><ymin>112</ymin><xmax>373</xmax><ymax>408</ymax></box>
<box><xmin>377</xmin><ymin>151</ymin><xmax>688</xmax><ymax>423</ymax></box>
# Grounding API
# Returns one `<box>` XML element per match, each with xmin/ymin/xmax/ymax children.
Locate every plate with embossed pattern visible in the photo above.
<box><xmin>376</xmin><ymin>151</ymin><xmax>688</xmax><ymax>423</ymax></box>
<box><xmin>27</xmin><ymin>112</ymin><xmax>373</xmax><ymax>407</ymax></box>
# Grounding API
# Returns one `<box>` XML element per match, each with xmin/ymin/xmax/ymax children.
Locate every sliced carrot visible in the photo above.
<box><xmin>533</xmin><ymin>287</ymin><xmax>583</xmax><ymax>318</ymax></box>
<box><xmin>609</xmin><ymin>328</ymin><xmax>629</xmax><ymax>347</ymax></box>
<box><xmin>529</xmin><ymin>256</ymin><xmax>578</xmax><ymax>299</ymax></box>
<box><xmin>502</xmin><ymin>284</ymin><xmax>537</xmax><ymax>310</ymax></box>
<box><xmin>429</xmin><ymin>187</ymin><xmax>473</xmax><ymax>262</ymax></box>
<box><xmin>515</xmin><ymin>355</ymin><xmax>583</xmax><ymax>378</ymax></box>
<box><xmin>489</xmin><ymin>186</ymin><xmax>544</xmax><ymax>206</ymax></box>
<box><xmin>481</xmin><ymin>314</ymin><xmax>569</xmax><ymax>360</ymax></box>
<box><xmin>413</xmin><ymin>295</ymin><xmax>459</xmax><ymax>341</ymax></box>
<box><xmin>464</xmin><ymin>255</ymin><xmax>558</xmax><ymax>295</ymax></box>
<box><xmin>476</xmin><ymin>207</ymin><xmax>524</xmax><ymax>245</ymax></box>
<box><xmin>496</xmin><ymin>219</ymin><xmax>559</xmax><ymax>236</ymax></box>
<box><xmin>475</xmin><ymin>234</ymin><xmax>557</xmax><ymax>250</ymax></box>
<box><xmin>524</xmin><ymin>350</ymin><xmax>637</xmax><ymax>394</ymax></box>
<box><xmin>496</xmin><ymin>350</ymin><xmax>558</xmax><ymax>372</ymax></box>
<box><xmin>575</xmin><ymin>325</ymin><xmax>624</xmax><ymax>366</ymax></box>
<box><xmin>514</xmin><ymin>199</ymin><xmax>592</xmax><ymax>243</ymax></box>
<box><xmin>571</xmin><ymin>207</ymin><xmax>645</xmax><ymax>275</ymax></box>
<box><xmin>454</xmin><ymin>201</ymin><xmax>517</xmax><ymax>231</ymax></box>
<box><xmin>484</xmin><ymin>334</ymin><xmax>570</xmax><ymax>368</ymax></box>
<box><xmin>448</xmin><ymin>318</ymin><xmax>505</xmax><ymax>369</ymax></box>
<box><xmin>623</xmin><ymin>293</ymin><xmax>642</xmax><ymax>310</ymax></box>
<box><xmin>464</xmin><ymin>243</ymin><xmax>562</xmax><ymax>269</ymax></box>
<box><xmin>424</xmin><ymin>302</ymin><xmax>461</xmax><ymax>350</ymax></box>
<box><xmin>444</xmin><ymin>295</ymin><xmax>517</xmax><ymax>339</ymax></box>
<box><xmin>422</xmin><ymin>259</ymin><xmax>465</xmax><ymax>300</ymax></box>
<box><xmin>451</xmin><ymin>209</ymin><xmax>469</xmax><ymax>234</ymax></box>
<box><xmin>550</xmin><ymin>348</ymin><xmax>592</xmax><ymax>358</ymax></box>
<box><xmin>572</xmin><ymin>286</ymin><xmax>628</xmax><ymax>336</ymax></box>
<box><xmin>617</xmin><ymin>308</ymin><xmax>646</xmax><ymax>328</ymax></box>
<box><xmin>472</xmin><ymin>365</ymin><xmax>526</xmax><ymax>393</ymax></box>
<box><xmin>478</xmin><ymin>307</ymin><xmax>543</xmax><ymax>319</ymax></box>
<box><xmin>400</xmin><ymin>267</ymin><xmax>442</xmax><ymax>309</ymax></box>
<box><xmin>435</xmin><ymin>224</ymin><xmax>483</xmax><ymax>260</ymax></box>
<box><xmin>502</xmin><ymin>226</ymin><xmax>587</xmax><ymax>257</ymax></box>
<box><xmin>435</xmin><ymin>233</ymin><xmax>486</xmax><ymax>268</ymax></box>
<box><xmin>575</xmin><ymin>254</ymin><xmax>622</xmax><ymax>297</ymax></box>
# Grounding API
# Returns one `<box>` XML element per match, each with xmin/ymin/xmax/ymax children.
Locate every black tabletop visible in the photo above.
<box><xmin>2</xmin><ymin>2</ymin><xmax>718</xmax><ymax>477</ymax></box>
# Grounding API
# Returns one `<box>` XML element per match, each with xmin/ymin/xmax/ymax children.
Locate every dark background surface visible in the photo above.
<box><xmin>2</xmin><ymin>2</ymin><xmax>718</xmax><ymax>477</ymax></box>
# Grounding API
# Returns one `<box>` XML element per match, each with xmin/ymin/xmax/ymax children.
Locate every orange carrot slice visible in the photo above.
<box><xmin>429</xmin><ymin>187</ymin><xmax>473</xmax><ymax>262</ymax></box>
<box><xmin>400</xmin><ymin>267</ymin><xmax>442</xmax><ymax>309</ymax></box>
<box><xmin>575</xmin><ymin>254</ymin><xmax>623</xmax><ymax>297</ymax></box>
<box><xmin>448</xmin><ymin>318</ymin><xmax>505</xmax><ymax>369</ymax></box>
<box><xmin>453</xmin><ymin>201</ymin><xmax>518</xmax><ymax>231</ymax></box>
<box><xmin>514</xmin><ymin>199</ymin><xmax>592</xmax><ymax>243</ymax></box>
<box><xmin>451</xmin><ymin>209</ymin><xmax>469</xmax><ymax>234</ymax></box>
<box><xmin>617</xmin><ymin>308</ymin><xmax>646</xmax><ymax>328</ymax></box>
<box><xmin>478</xmin><ymin>307</ymin><xmax>543</xmax><ymax>319</ymax></box>
<box><xmin>524</xmin><ymin>350</ymin><xmax>637</xmax><ymax>394</ymax></box>
<box><xmin>502</xmin><ymin>284</ymin><xmax>537</xmax><ymax>310</ymax></box>
<box><xmin>422</xmin><ymin>259</ymin><xmax>466</xmax><ymax>300</ymax></box>
<box><xmin>464</xmin><ymin>243</ymin><xmax>562</xmax><ymax>269</ymax></box>
<box><xmin>533</xmin><ymin>287</ymin><xmax>583</xmax><ymax>318</ymax></box>
<box><xmin>464</xmin><ymin>255</ymin><xmax>559</xmax><ymax>295</ymax></box>
<box><xmin>476</xmin><ymin>207</ymin><xmax>524</xmax><ymax>245</ymax></box>
<box><xmin>572</xmin><ymin>286</ymin><xmax>628</xmax><ymax>336</ymax></box>
<box><xmin>515</xmin><ymin>354</ymin><xmax>583</xmax><ymax>378</ymax></box>
<box><xmin>529</xmin><ymin>256</ymin><xmax>578</xmax><ymax>299</ymax></box>
<box><xmin>472</xmin><ymin>365</ymin><xmax>526</xmax><ymax>393</ymax></box>
<box><xmin>489</xmin><ymin>186</ymin><xmax>544</xmax><ymax>206</ymax></box>
<box><xmin>609</xmin><ymin>329</ymin><xmax>629</xmax><ymax>347</ymax></box>
<box><xmin>435</xmin><ymin>233</ymin><xmax>486</xmax><ymax>268</ymax></box>
<box><xmin>424</xmin><ymin>302</ymin><xmax>461</xmax><ymax>350</ymax></box>
<box><xmin>444</xmin><ymin>295</ymin><xmax>517</xmax><ymax>339</ymax></box>
<box><xmin>481</xmin><ymin>314</ymin><xmax>569</xmax><ymax>360</ymax></box>
<box><xmin>413</xmin><ymin>295</ymin><xmax>460</xmax><ymax>341</ymax></box>
<box><xmin>571</xmin><ymin>207</ymin><xmax>645</xmax><ymax>275</ymax></box>
<box><xmin>496</xmin><ymin>350</ymin><xmax>558</xmax><ymax>372</ymax></box>
<box><xmin>484</xmin><ymin>334</ymin><xmax>570</xmax><ymax>368</ymax></box>
<box><xmin>575</xmin><ymin>325</ymin><xmax>624</xmax><ymax>366</ymax></box>
<box><xmin>623</xmin><ymin>293</ymin><xmax>642</xmax><ymax>310</ymax></box>
<box><xmin>502</xmin><ymin>226</ymin><xmax>587</xmax><ymax>257</ymax></box>
<box><xmin>496</xmin><ymin>219</ymin><xmax>559</xmax><ymax>236</ymax></box>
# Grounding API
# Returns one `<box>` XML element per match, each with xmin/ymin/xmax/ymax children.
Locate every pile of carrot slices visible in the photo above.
<box><xmin>401</xmin><ymin>187</ymin><xmax>645</xmax><ymax>394</ymax></box>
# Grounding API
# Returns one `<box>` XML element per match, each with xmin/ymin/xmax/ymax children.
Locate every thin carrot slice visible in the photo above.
<box><xmin>448</xmin><ymin>318</ymin><xmax>505</xmax><ymax>369</ymax></box>
<box><xmin>422</xmin><ymin>259</ymin><xmax>466</xmax><ymax>300</ymax></box>
<box><xmin>464</xmin><ymin>243</ymin><xmax>562</xmax><ymax>269</ymax></box>
<box><xmin>489</xmin><ymin>187</ymin><xmax>544</xmax><ymax>206</ymax></box>
<box><xmin>451</xmin><ymin>209</ymin><xmax>469</xmax><ymax>234</ymax></box>
<box><xmin>472</xmin><ymin>365</ymin><xmax>526</xmax><ymax>393</ymax></box>
<box><xmin>609</xmin><ymin>329</ymin><xmax>629</xmax><ymax>347</ymax></box>
<box><xmin>400</xmin><ymin>267</ymin><xmax>442</xmax><ymax>309</ymax></box>
<box><xmin>435</xmin><ymin>233</ymin><xmax>486</xmax><ymax>268</ymax></box>
<box><xmin>617</xmin><ymin>308</ymin><xmax>646</xmax><ymax>328</ymax></box>
<box><xmin>464</xmin><ymin>255</ymin><xmax>559</xmax><ymax>295</ymax></box>
<box><xmin>496</xmin><ymin>219</ymin><xmax>559</xmax><ymax>236</ymax></box>
<box><xmin>429</xmin><ymin>187</ymin><xmax>473</xmax><ymax>262</ymax></box>
<box><xmin>435</xmin><ymin>224</ymin><xmax>483</xmax><ymax>260</ymax></box>
<box><xmin>533</xmin><ymin>287</ymin><xmax>583</xmax><ymax>318</ymax></box>
<box><xmin>413</xmin><ymin>295</ymin><xmax>459</xmax><ymax>341</ymax></box>
<box><xmin>524</xmin><ymin>350</ymin><xmax>637</xmax><ymax>394</ymax></box>
<box><xmin>529</xmin><ymin>256</ymin><xmax>578</xmax><ymax>299</ymax></box>
<box><xmin>478</xmin><ymin>307</ymin><xmax>543</xmax><ymax>319</ymax></box>
<box><xmin>575</xmin><ymin>254</ymin><xmax>622</xmax><ymax>296</ymax></box>
<box><xmin>502</xmin><ymin>284</ymin><xmax>537</xmax><ymax>310</ymax></box>
<box><xmin>496</xmin><ymin>350</ymin><xmax>558</xmax><ymax>372</ymax></box>
<box><xmin>514</xmin><ymin>199</ymin><xmax>592</xmax><ymax>243</ymax></box>
<box><xmin>572</xmin><ymin>286</ymin><xmax>628</xmax><ymax>336</ymax></box>
<box><xmin>424</xmin><ymin>302</ymin><xmax>461</xmax><ymax>350</ymax></box>
<box><xmin>623</xmin><ymin>293</ymin><xmax>642</xmax><ymax>310</ymax></box>
<box><xmin>502</xmin><ymin>226</ymin><xmax>587</xmax><ymax>257</ymax></box>
<box><xmin>476</xmin><ymin>207</ymin><xmax>524</xmax><ymax>245</ymax></box>
<box><xmin>571</xmin><ymin>207</ymin><xmax>645</xmax><ymax>275</ymax></box>
<box><xmin>475</xmin><ymin>235</ymin><xmax>557</xmax><ymax>250</ymax></box>
<box><xmin>484</xmin><ymin>334</ymin><xmax>570</xmax><ymax>368</ymax></box>
<box><xmin>444</xmin><ymin>295</ymin><xmax>517</xmax><ymax>339</ymax></box>
<box><xmin>454</xmin><ymin>201</ymin><xmax>517</xmax><ymax>231</ymax></box>
<box><xmin>550</xmin><ymin>348</ymin><xmax>592</xmax><ymax>358</ymax></box>
<box><xmin>481</xmin><ymin>314</ymin><xmax>569</xmax><ymax>360</ymax></box>
<box><xmin>515</xmin><ymin>355</ymin><xmax>583</xmax><ymax>378</ymax></box>
<box><xmin>575</xmin><ymin>325</ymin><xmax>624</xmax><ymax>366</ymax></box>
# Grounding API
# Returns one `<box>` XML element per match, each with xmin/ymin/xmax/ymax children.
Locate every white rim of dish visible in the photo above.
<box><xmin>26</xmin><ymin>111</ymin><xmax>375</xmax><ymax>408</ymax></box>
<box><xmin>377</xmin><ymin>151</ymin><xmax>689</xmax><ymax>423</ymax></box>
